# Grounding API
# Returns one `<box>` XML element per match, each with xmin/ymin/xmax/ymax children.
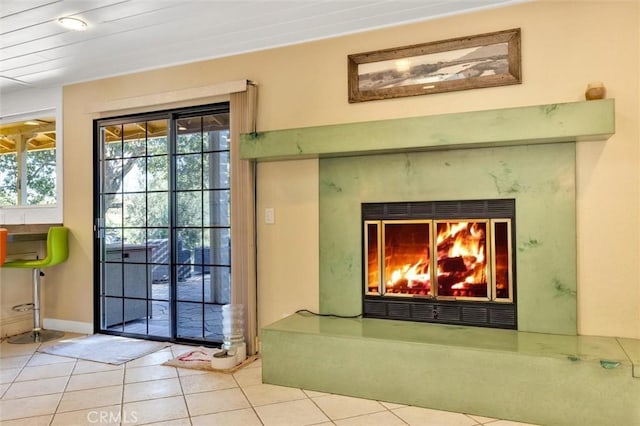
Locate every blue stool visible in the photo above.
<box><xmin>4</xmin><ymin>226</ymin><xmax>69</xmax><ymax>344</ymax></box>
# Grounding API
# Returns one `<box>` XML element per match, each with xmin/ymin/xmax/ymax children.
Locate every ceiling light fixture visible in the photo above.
<box><xmin>58</xmin><ymin>16</ymin><xmax>88</xmax><ymax>31</ymax></box>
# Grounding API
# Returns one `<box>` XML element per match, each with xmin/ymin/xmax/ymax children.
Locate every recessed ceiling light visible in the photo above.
<box><xmin>58</xmin><ymin>16</ymin><xmax>87</xmax><ymax>31</ymax></box>
<box><xmin>24</xmin><ymin>121</ymin><xmax>40</xmax><ymax>125</ymax></box>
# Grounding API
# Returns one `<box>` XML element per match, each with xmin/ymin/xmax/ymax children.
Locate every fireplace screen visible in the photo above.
<box><xmin>363</xmin><ymin>200</ymin><xmax>516</xmax><ymax>328</ymax></box>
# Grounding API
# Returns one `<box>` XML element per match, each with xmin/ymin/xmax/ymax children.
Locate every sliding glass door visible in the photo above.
<box><xmin>94</xmin><ymin>103</ymin><xmax>231</xmax><ymax>344</ymax></box>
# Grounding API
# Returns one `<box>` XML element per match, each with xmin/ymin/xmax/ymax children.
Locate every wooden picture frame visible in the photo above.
<box><xmin>348</xmin><ymin>28</ymin><xmax>521</xmax><ymax>103</ymax></box>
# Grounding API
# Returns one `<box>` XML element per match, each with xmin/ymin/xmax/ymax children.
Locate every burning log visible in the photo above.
<box><xmin>439</xmin><ymin>256</ymin><xmax>466</xmax><ymax>273</ymax></box>
<box><xmin>437</xmin><ymin>234</ymin><xmax>457</xmax><ymax>255</ymax></box>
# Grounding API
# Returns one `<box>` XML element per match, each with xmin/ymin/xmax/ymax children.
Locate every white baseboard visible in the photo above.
<box><xmin>43</xmin><ymin>318</ymin><xmax>93</xmax><ymax>335</ymax></box>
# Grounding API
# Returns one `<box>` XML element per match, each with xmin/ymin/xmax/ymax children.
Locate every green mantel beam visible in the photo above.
<box><xmin>239</xmin><ymin>99</ymin><xmax>615</xmax><ymax>161</ymax></box>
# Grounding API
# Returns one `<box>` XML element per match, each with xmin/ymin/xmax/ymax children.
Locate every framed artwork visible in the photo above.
<box><xmin>348</xmin><ymin>28</ymin><xmax>521</xmax><ymax>103</ymax></box>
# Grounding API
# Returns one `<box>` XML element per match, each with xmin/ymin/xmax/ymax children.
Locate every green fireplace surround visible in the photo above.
<box><xmin>241</xmin><ymin>99</ymin><xmax>640</xmax><ymax>425</ymax></box>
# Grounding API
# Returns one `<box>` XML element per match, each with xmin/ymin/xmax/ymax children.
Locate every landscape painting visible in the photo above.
<box><xmin>348</xmin><ymin>29</ymin><xmax>521</xmax><ymax>103</ymax></box>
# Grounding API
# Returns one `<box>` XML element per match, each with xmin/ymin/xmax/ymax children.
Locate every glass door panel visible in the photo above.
<box><xmin>95</xmin><ymin>104</ymin><xmax>230</xmax><ymax>345</ymax></box>
<box><xmin>174</xmin><ymin>112</ymin><xmax>230</xmax><ymax>342</ymax></box>
<box><xmin>99</xmin><ymin>117</ymin><xmax>169</xmax><ymax>338</ymax></box>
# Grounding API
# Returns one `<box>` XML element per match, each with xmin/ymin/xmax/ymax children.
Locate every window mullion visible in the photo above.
<box><xmin>16</xmin><ymin>135</ymin><xmax>28</xmax><ymax>205</ymax></box>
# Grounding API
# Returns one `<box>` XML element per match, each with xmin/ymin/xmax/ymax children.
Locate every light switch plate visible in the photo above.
<box><xmin>265</xmin><ymin>208</ymin><xmax>275</xmax><ymax>224</ymax></box>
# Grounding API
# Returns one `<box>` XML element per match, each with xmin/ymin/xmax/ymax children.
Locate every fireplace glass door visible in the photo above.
<box><xmin>436</xmin><ymin>220</ymin><xmax>489</xmax><ymax>299</ymax></box>
<box><xmin>365</xmin><ymin>219</ymin><xmax>512</xmax><ymax>302</ymax></box>
<box><xmin>362</xmin><ymin>199</ymin><xmax>516</xmax><ymax>328</ymax></box>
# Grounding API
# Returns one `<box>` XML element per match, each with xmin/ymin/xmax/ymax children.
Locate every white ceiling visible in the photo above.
<box><xmin>0</xmin><ymin>0</ymin><xmax>524</xmax><ymax>94</ymax></box>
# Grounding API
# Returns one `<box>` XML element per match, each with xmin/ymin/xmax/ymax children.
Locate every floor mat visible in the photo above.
<box><xmin>163</xmin><ymin>346</ymin><xmax>259</xmax><ymax>373</ymax></box>
<box><xmin>38</xmin><ymin>334</ymin><xmax>171</xmax><ymax>365</ymax></box>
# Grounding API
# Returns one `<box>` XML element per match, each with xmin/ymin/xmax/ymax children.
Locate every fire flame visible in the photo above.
<box><xmin>437</xmin><ymin>222</ymin><xmax>485</xmax><ymax>260</ymax></box>
<box><xmin>386</xmin><ymin>259</ymin><xmax>430</xmax><ymax>289</ymax></box>
<box><xmin>382</xmin><ymin>221</ymin><xmax>488</xmax><ymax>298</ymax></box>
<box><xmin>436</xmin><ymin>222</ymin><xmax>487</xmax><ymax>295</ymax></box>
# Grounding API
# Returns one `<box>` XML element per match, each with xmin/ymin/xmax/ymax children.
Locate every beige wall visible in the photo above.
<box><xmin>256</xmin><ymin>160</ymin><xmax>319</xmax><ymax>328</ymax></box>
<box><xmin>57</xmin><ymin>1</ymin><xmax>639</xmax><ymax>338</ymax></box>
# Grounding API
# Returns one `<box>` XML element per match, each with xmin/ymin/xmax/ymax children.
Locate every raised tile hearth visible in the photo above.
<box><xmin>262</xmin><ymin>314</ymin><xmax>640</xmax><ymax>426</ymax></box>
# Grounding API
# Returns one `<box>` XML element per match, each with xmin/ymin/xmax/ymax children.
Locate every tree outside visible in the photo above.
<box><xmin>102</xmin><ymin>127</ymin><xmax>230</xmax><ymax>258</ymax></box>
<box><xmin>0</xmin><ymin>148</ymin><xmax>56</xmax><ymax>206</ymax></box>
<box><xmin>0</xmin><ymin>152</ymin><xmax>18</xmax><ymax>205</ymax></box>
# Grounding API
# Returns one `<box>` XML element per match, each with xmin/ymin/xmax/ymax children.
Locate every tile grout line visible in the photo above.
<box><xmin>615</xmin><ymin>337</ymin><xmax>634</xmax><ymax>367</ymax></box>
<box><xmin>305</xmin><ymin>392</ymin><xmax>337</xmax><ymax>424</ymax></box>
<box><xmin>0</xmin><ymin>347</ymin><xmax>29</xmax><ymax>399</ymax></box>
<box><xmin>231</xmin><ymin>358</ymin><xmax>266</xmax><ymax>425</ymax></box>
<box><xmin>49</xmin><ymin>343</ymin><xmax>79</xmax><ymax>425</ymax></box>
<box><xmin>1</xmin><ymin>341</ymin><xmax>70</xmax><ymax>423</ymax></box>
<box><xmin>170</xmin><ymin>345</ymin><xmax>197</xmax><ymax>425</ymax></box>
<box><xmin>322</xmin><ymin>400</ymin><xmax>410</xmax><ymax>425</ymax></box>
<box><xmin>124</xmin><ymin>348</ymin><xmax>189</xmax><ymax>424</ymax></box>
<box><xmin>0</xmin><ymin>342</ymin><xmax>40</xmax><ymax>422</ymax></box>
<box><xmin>463</xmin><ymin>412</ymin><xmax>491</xmax><ymax>425</ymax></box>
<box><xmin>121</xmin><ymin>355</ymin><xmax>129</xmax><ymax>424</ymax></box>
<box><xmin>385</xmin><ymin>406</ymin><xmax>411</xmax><ymax>425</ymax></box>
<box><xmin>50</xmin><ymin>351</ymin><xmax>181</xmax><ymax>425</ymax></box>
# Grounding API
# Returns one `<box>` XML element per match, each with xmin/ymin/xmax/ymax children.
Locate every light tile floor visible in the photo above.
<box><xmin>0</xmin><ymin>335</ymin><xmax>539</xmax><ymax>426</ymax></box>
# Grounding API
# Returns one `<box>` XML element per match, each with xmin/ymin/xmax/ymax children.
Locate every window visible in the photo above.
<box><xmin>0</xmin><ymin>117</ymin><xmax>57</xmax><ymax>206</ymax></box>
<box><xmin>0</xmin><ymin>87</ymin><xmax>63</xmax><ymax>224</ymax></box>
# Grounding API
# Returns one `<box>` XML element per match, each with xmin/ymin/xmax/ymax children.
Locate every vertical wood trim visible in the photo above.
<box><xmin>230</xmin><ymin>84</ymin><xmax>258</xmax><ymax>354</ymax></box>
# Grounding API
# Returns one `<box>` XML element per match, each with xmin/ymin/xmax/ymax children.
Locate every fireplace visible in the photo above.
<box><xmin>244</xmin><ymin>100</ymin><xmax>613</xmax><ymax>339</ymax></box>
<box><xmin>362</xmin><ymin>199</ymin><xmax>516</xmax><ymax>329</ymax></box>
